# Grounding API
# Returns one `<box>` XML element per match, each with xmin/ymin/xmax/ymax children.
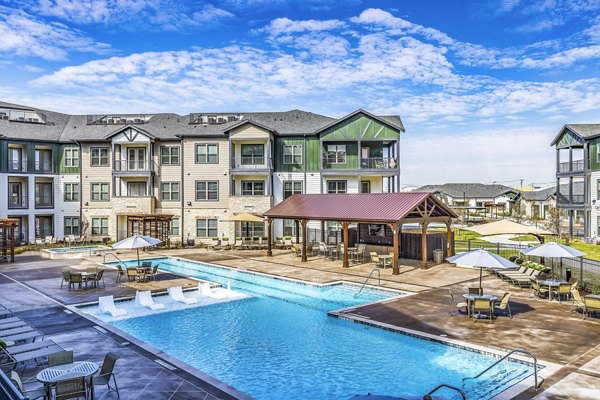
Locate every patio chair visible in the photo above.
<box><xmin>242</xmin><ymin>237</ymin><xmax>252</xmax><ymax>250</ymax></box>
<box><xmin>135</xmin><ymin>291</ymin><xmax>166</xmax><ymax>310</ymax></box>
<box><xmin>55</xmin><ymin>376</ymin><xmax>87</xmax><ymax>400</ymax></box>
<box><xmin>221</xmin><ymin>237</ymin><xmax>231</xmax><ymax>250</ymax></box>
<box><xmin>531</xmin><ymin>280</ymin><xmax>549</xmax><ymax>298</ymax></box>
<box><xmin>43</xmin><ymin>235</ymin><xmax>55</xmax><ymax>245</ymax></box>
<box><xmin>99</xmin><ymin>296</ymin><xmax>127</xmax><ymax>317</ymax></box>
<box><xmin>126</xmin><ymin>267</ymin><xmax>139</xmax><ymax>282</ymax></box>
<box><xmin>93</xmin><ymin>270</ymin><xmax>106</xmax><ymax>288</ymax></box>
<box><xmin>354</xmin><ymin>244</ymin><xmax>366</xmax><ymax>263</ymax></box>
<box><xmin>369</xmin><ymin>252</ymin><xmax>383</xmax><ymax>268</ymax></box>
<box><xmin>570</xmin><ymin>289</ymin><xmax>586</xmax><ymax>318</ymax></box>
<box><xmin>61</xmin><ymin>270</ymin><xmax>72</xmax><ymax>289</ymax></box>
<box><xmin>233</xmin><ymin>237</ymin><xmax>244</xmax><ymax>250</ymax></box>
<box><xmin>318</xmin><ymin>242</ymin><xmax>328</xmax><ymax>258</ymax></box>
<box><xmin>148</xmin><ymin>265</ymin><xmax>159</xmax><ymax>281</ymax></box>
<box><xmin>468</xmin><ymin>287</ymin><xmax>483</xmax><ymax>296</ymax></box>
<box><xmin>472</xmin><ymin>298</ymin><xmax>494</xmax><ymax>323</ymax></box>
<box><xmin>584</xmin><ymin>297</ymin><xmax>600</xmax><ymax>320</ymax></box>
<box><xmin>92</xmin><ymin>352</ymin><xmax>120</xmax><ymax>398</ymax></box>
<box><xmin>448</xmin><ymin>290</ymin><xmax>468</xmax><ymax>316</ymax></box>
<box><xmin>168</xmin><ymin>286</ymin><xmax>198</xmax><ymax>305</ymax></box>
<box><xmin>553</xmin><ymin>283</ymin><xmax>572</xmax><ymax>303</ymax></box>
<box><xmin>290</xmin><ymin>244</ymin><xmax>301</xmax><ymax>257</ymax></box>
<box><xmin>209</xmin><ymin>237</ymin><xmax>221</xmax><ymax>250</ymax></box>
<box><xmin>494</xmin><ymin>292</ymin><xmax>512</xmax><ymax>318</ymax></box>
<box><xmin>199</xmin><ymin>282</ymin><xmax>228</xmax><ymax>299</ymax></box>
<box><xmin>85</xmin><ymin>266</ymin><xmax>97</xmax><ymax>274</ymax></box>
<box><xmin>48</xmin><ymin>350</ymin><xmax>74</xmax><ymax>367</ymax></box>
<box><xmin>115</xmin><ymin>265</ymin><xmax>126</xmax><ymax>283</ymax></box>
<box><xmin>274</xmin><ymin>236</ymin><xmax>284</xmax><ymax>249</ymax></box>
<box><xmin>249</xmin><ymin>236</ymin><xmax>259</xmax><ymax>250</ymax></box>
<box><xmin>10</xmin><ymin>371</ymin><xmax>46</xmax><ymax>400</ymax></box>
<box><xmin>69</xmin><ymin>273</ymin><xmax>83</xmax><ymax>290</ymax></box>
<box><xmin>284</xmin><ymin>236</ymin><xmax>292</xmax><ymax>249</ymax></box>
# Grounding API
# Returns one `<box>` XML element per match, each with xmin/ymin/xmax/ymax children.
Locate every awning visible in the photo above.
<box><xmin>464</xmin><ymin>219</ymin><xmax>551</xmax><ymax>236</ymax></box>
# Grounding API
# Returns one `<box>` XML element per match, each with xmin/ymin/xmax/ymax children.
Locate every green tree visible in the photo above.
<box><xmin>512</xmin><ymin>198</ymin><xmax>526</xmax><ymax>223</ymax></box>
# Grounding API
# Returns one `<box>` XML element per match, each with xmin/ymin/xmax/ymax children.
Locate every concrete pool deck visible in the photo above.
<box><xmin>2</xmin><ymin>249</ymin><xmax>600</xmax><ymax>399</ymax></box>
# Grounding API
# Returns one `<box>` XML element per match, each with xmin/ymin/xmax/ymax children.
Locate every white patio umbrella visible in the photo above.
<box><xmin>447</xmin><ymin>249</ymin><xmax>518</xmax><ymax>291</ymax></box>
<box><xmin>112</xmin><ymin>235</ymin><xmax>162</xmax><ymax>266</ymax></box>
<box><xmin>521</xmin><ymin>242</ymin><xmax>586</xmax><ymax>258</ymax></box>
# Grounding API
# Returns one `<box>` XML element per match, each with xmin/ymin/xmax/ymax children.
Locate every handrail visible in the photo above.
<box><xmin>103</xmin><ymin>252</ymin><xmax>127</xmax><ymax>269</ymax></box>
<box><xmin>463</xmin><ymin>348</ymin><xmax>544</xmax><ymax>391</ymax></box>
<box><xmin>354</xmin><ymin>268</ymin><xmax>381</xmax><ymax>298</ymax></box>
<box><xmin>424</xmin><ymin>384</ymin><xmax>466</xmax><ymax>400</ymax></box>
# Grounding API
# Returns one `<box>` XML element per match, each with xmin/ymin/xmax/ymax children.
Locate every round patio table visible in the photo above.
<box><xmin>379</xmin><ymin>254</ymin><xmax>393</xmax><ymax>269</ymax></box>
<box><xmin>462</xmin><ymin>294</ymin><xmax>497</xmax><ymax>317</ymax></box>
<box><xmin>538</xmin><ymin>279</ymin><xmax>567</xmax><ymax>301</ymax></box>
<box><xmin>37</xmin><ymin>361</ymin><xmax>99</xmax><ymax>399</ymax></box>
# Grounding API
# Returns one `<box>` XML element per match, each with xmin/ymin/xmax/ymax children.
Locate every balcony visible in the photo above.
<box><xmin>113</xmin><ymin>160</ymin><xmax>154</xmax><ymax>175</ymax></box>
<box><xmin>8</xmin><ymin>194</ymin><xmax>28</xmax><ymax>209</ymax></box>
<box><xmin>8</xmin><ymin>159</ymin><xmax>27</xmax><ymax>172</ymax></box>
<box><xmin>360</xmin><ymin>157</ymin><xmax>398</xmax><ymax>170</ymax></box>
<box><xmin>112</xmin><ymin>196</ymin><xmax>156</xmax><ymax>214</ymax></box>
<box><xmin>230</xmin><ymin>156</ymin><xmax>272</xmax><ymax>171</ymax></box>
<box><xmin>35</xmin><ymin>161</ymin><xmax>52</xmax><ymax>173</ymax></box>
<box><xmin>86</xmin><ymin>114</ymin><xmax>151</xmax><ymax>125</ymax></box>
<box><xmin>0</xmin><ymin>108</ymin><xmax>46</xmax><ymax>124</ymax></box>
<box><xmin>557</xmin><ymin>194</ymin><xmax>585</xmax><ymax>206</ymax></box>
<box><xmin>558</xmin><ymin>160</ymin><xmax>584</xmax><ymax>173</ymax></box>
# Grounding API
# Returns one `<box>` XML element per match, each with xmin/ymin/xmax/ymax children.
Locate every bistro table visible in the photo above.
<box><xmin>136</xmin><ymin>266</ymin><xmax>152</xmax><ymax>282</ymax></box>
<box><xmin>36</xmin><ymin>361</ymin><xmax>99</xmax><ymax>399</ymax></box>
<box><xmin>379</xmin><ymin>254</ymin><xmax>393</xmax><ymax>269</ymax></box>
<box><xmin>462</xmin><ymin>294</ymin><xmax>498</xmax><ymax>317</ymax></box>
<box><xmin>538</xmin><ymin>279</ymin><xmax>567</xmax><ymax>301</ymax></box>
<box><xmin>80</xmin><ymin>272</ymin><xmax>96</xmax><ymax>289</ymax></box>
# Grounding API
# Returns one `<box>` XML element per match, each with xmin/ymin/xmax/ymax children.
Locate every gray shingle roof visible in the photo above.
<box><xmin>417</xmin><ymin>183</ymin><xmax>519</xmax><ymax>199</ymax></box>
<box><xmin>0</xmin><ymin>102</ymin><xmax>402</xmax><ymax>142</ymax></box>
<box><xmin>550</xmin><ymin>123</ymin><xmax>600</xmax><ymax>146</ymax></box>
<box><xmin>521</xmin><ymin>186</ymin><xmax>557</xmax><ymax>201</ymax></box>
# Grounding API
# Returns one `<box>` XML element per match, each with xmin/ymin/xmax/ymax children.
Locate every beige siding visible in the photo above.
<box><xmin>229</xmin><ymin>124</ymin><xmax>271</xmax><ymax>140</ymax></box>
<box><xmin>153</xmin><ymin>141</ymin><xmax>182</xmax><ymax>209</ymax></box>
<box><xmin>81</xmin><ymin>143</ymin><xmax>113</xmax><ymax>239</ymax></box>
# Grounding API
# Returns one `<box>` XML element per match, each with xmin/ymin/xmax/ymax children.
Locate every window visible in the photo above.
<box><xmin>283</xmin><ymin>145</ymin><xmax>302</xmax><ymax>165</ymax></box>
<box><xmin>64</xmin><ymin>217</ymin><xmax>80</xmax><ymax>236</ymax></box>
<box><xmin>8</xmin><ymin>182</ymin><xmax>26</xmax><ymax>208</ymax></box>
<box><xmin>283</xmin><ymin>181</ymin><xmax>302</xmax><ymax>200</ymax></box>
<box><xmin>326</xmin><ymin>144</ymin><xmax>346</xmax><ymax>164</ymax></box>
<box><xmin>283</xmin><ymin>219</ymin><xmax>295</xmax><ymax>237</ymax></box>
<box><xmin>91</xmin><ymin>183</ymin><xmax>110</xmax><ymax>201</ymax></box>
<box><xmin>195</xmin><ymin>181</ymin><xmax>219</xmax><ymax>201</ymax></box>
<box><xmin>127</xmin><ymin>181</ymin><xmax>146</xmax><ymax>197</ymax></box>
<box><xmin>64</xmin><ymin>148</ymin><xmax>79</xmax><ymax>167</ymax></box>
<box><xmin>361</xmin><ymin>181</ymin><xmax>371</xmax><ymax>193</ymax></box>
<box><xmin>242</xmin><ymin>180</ymin><xmax>264</xmax><ymax>196</ymax></box>
<box><xmin>64</xmin><ymin>183</ymin><xmax>79</xmax><ymax>202</ymax></box>
<box><xmin>195</xmin><ymin>144</ymin><xmax>218</xmax><ymax>164</ymax></box>
<box><xmin>35</xmin><ymin>216</ymin><xmax>53</xmax><ymax>238</ymax></box>
<box><xmin>90</xmin><ymin>147</ymin><xmax>109</xmax><ymax>167</ymax></box>
<box><xmin>196</xmin><ymin>218</ymin><xmax>218</xmax><ymax>238</ymax></box>
<box><xmin>35</xmin><ymin>149</ymin><xmax>52</xmax><ymax>172</ymax></box>
<box><xmin>241</xmin><ymin>221</ymin><xmax>264</xmax><ymax>237</ymax></box>
<box><xmin>35</xmin><ymin>181</ymin><xmax>53</xmax><ymax>208</ymax></box>
<box><xmin>241</xmin><ymin>144</ymin><xmax>264</xmax><ymax>165</ymax></box>
<box><xmin>161</xmin><ymin>182</ymin><xmax>180</xmax><ymax>201</ymax></box>
<box><xmin>597</xmin><ymin>179</ymin><xmax>600</xmax><ymax>200</ymax></box>
<box><xmin>91</xmin><ymin>218</ymin><xmax>109</xmax><ymax>235</ymax></box>
<box><xmin>170</xmin><ymin>218</ymin><xmax>180</xmax><ymax>236</ymax></box>
<box><xmin>8</xmin><ymin>147</ymin><xmax>24</xmax><ymax>171</ymax></box>
<box><xmin>160</xmin><ymin>146</ymin><xmax>180</xmax><ymax>165</ymax></box>
<box><xmin>327</xmin><ymin>180</ymin><xmax>347</xmax><ymax>194</ymax></box>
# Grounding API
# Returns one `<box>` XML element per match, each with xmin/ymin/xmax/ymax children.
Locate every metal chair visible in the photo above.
<box><xmin>10</xmin><ymin>371</ymin><xmax>46</xmax><ymax>400</ymax></box>
<box><xmin>584</xmin><ymin>297</ymin><xmax>600</xmax><ymax>319</ymax></box>
<box><xmin>553</xmin><ymin>283</ymin><xmax>572</xmax><ymax>303</ymax></box>
<box><xmin>494</xmin><ymin>292</ymin><xmax>512</xmax><ymax>319</ymax></box>
<box><xmin>570</xmin><ymin>288</ymin><xmax>586</xmax><ymax>318</ymax></box>
<box><xmin>115</xmin><ymin>265</ymin><xmax>126</xmax><ymax>283</ymax></box>
<box><xmin>149</xmin><ymin>265</ymin><xmax>159</xmax><ymax>281</ymax></box>
<box><xmin>472</xmin><ymin>298</ymin><xmax>494</xmax><ymax>323</ymax></box>
<box><xmin>48</xmin><ymin>350</ymin><xmax>73</xmax><ymax>367</ymax></box>
<box><xmin>93</xmin><ymin>352</ymin><xmax>120</xmax><ymax>398</ymax></box>
<box><xmin>468</xmin><ymin>287</ymin><xmax>483</xmax><ymax>296</ymax></box>
<box><xmin>448</xmin><ymin>290</ymin><xmax>468</xmax><ymax>316</ymax></box>
<box><xmin>369</xmin><ymin>252</ymin><xmax>383</xmax><ymax>268</ymax></box>
<box><xmin>126</xmin><ymin>268</ymin><xmax>139</xmax><ymax>282</ymax></box>
<box><xmin>61</xmin><ymin>270</ymin><xmax>72</xmax><ymax>289</ymax></box>
<box><xmin>55</xmin><ymin>377</ymin><xmax>87</xmax><ymax>400</ymax></box>
<box><xmin>94</xmin><ymin>270</ymin><xmax>105</xmax><ymax>288</ymax></box>
<box><xmin>69</xmin><ymin>274</ymin><xmax>83</xmax><ymax>290</ymax></box>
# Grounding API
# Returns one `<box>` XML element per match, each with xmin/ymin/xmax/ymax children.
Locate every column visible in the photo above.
<box><xmin>445</xmin><ymin>220</ymin><xmax>453</xmax><ymax>257</ymax></box>
<box><xmin>295</xmin><ymin>220</ymin><xmax>300</xmax><ymax>244</ymax></box>
<box><xmin>301</xmin><ymin>219</ymin><xmax>308</xmax><ymax>262</ymax></box>
<box><xmin>267</xmin><ymin>218</ymin><xmax>273</xmax><ymax>257</ymax></box>
<box><xmin>387</xmin><ymin>223</ymin><xmax>399</xmax><ymax>275</ymax></box>
<box><xmin>341</xmin><ymin>221</ymin><xmax>350</xmax><ymax>268</ymax></box>
<box><xmin>421</xmin><ymin>222</ymin><xmax>428</xmax><ymax>269</ymax></box>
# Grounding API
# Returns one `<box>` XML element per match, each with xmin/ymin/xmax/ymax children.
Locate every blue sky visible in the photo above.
<box><xmin>1</xmin><ymin>0</ymin><xmax>599</xmax><ymax>188</ymax></box>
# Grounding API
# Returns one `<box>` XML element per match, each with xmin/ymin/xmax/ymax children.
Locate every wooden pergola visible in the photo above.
<box><xmin>126</xmin><ymin>214</ymin><xmax>173</xmax><ymax>246</ymax></box>
<box><xmin>263</xmin><ymin>193</ymin><xmax>458</xmax><ymax>274</ymax></box>
<box><xmin>0</xmin><ymin>218</ymin><xmax>19</xmax><ymax>263</ymax></box>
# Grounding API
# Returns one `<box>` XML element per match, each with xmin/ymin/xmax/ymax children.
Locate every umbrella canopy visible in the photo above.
<box><xmin>464</xmin><ymin>219</ymin><xmax>551</xmax><ymax>236</ymax></box>
<box><xmin>221</xmin><ymin>213</ymin><xmax>264</xmax><ymax>222</ymax></box>
<box><xmin>522</xmin><ymin>242</ymin><xmax>586</xmax><ymax>258</ymax></box>
<box><xmin>447</xmin><ymin>249</ymin><xmax>518</xmax><ymax>290</ymax></box>
<box><xmin>112</xmin><ymin>235</ymin><xmax>162</xmax><ymax>266</ymax></box>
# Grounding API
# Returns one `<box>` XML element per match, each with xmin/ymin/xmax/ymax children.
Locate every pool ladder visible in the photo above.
<box><xmin>354</xmin><ymin>268</ymin><xmax>381</xmax><ymax>298</ymax></box>
<box><xmin>425</xmin><ymin>384</ymin><xmax>466</xmax><ymax>400</ymax></box>
<box><xmin>103</xmin><ymin>252</ymin><xmax>127</xmax><ymax>269</ymax></box>
<box><xmin>463</xmin><ymin>348</ymin><xmax>544</xmax><ymax>391</ymax></box>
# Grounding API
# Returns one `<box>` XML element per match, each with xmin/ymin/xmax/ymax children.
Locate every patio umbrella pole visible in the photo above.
<box><xmin>137</xmin><ymin>248</ymin><xmax>140</xmax><ymax>267</ymax></box>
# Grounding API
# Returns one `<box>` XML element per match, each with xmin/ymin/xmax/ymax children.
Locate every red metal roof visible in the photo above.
<box><xmin>263</xmin><ymin>192</ymin><xmax>456</xmax><ymax>223</ymax></box>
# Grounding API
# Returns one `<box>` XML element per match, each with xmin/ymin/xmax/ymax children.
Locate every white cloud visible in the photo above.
<box><xmin>27</xmin><ymin>0</ymin><xmax>234</xmax><ymax>30</ymax></box>
<box><xmin>261</xmin><ymin>17</ymin><xmax>346</xmax><ymax>36</ymax></box>
<box><xmin>23</xmin><ymin>65</ymin><xmax>45</xmax><ymax>72</ymax></box>
<box><xmin>0</xmin><ymin>6</ymin><xmax>111</xmax><ymax>61</ymax></box>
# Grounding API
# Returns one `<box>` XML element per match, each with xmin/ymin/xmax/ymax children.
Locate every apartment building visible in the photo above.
<box><xmin>551</xmin><ymin>124</ymin><xmax>600</xmax><ymax>239</ymax></box>
<box><xmin>0</xmin><ymin>101</ymin><xmax>404</xmax><ymax>244</ymax></box>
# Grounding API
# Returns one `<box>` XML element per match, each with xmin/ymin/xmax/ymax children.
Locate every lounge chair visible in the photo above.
<box><xmin>92</xmin><ymin>352</ymin><xmax>120</xmax><ymax>398</ymax></box>
<box><xmin>233</xmin><ymin>237</ymin><xmax>244</xmax><ymax>250</ymax></box>
<box><xmin>168</xmin><ymin>286</ymin><xmax>198</xmax><ymax>305</ymax></box>
<box><xmin>48</xmin><ymin>350</ymin><xmax>73</xmax><ymax>367</ymax></box>
<box><xmin>198</xmin><ymin>282</ymin><xmax>228</xmax><ymax>299</ymax></box>
<box><xmin>583</xmin><ymin>296</ymin><xmax>600</xmax><ymax>319</ymax></box>
<box><xmin>290</xmin><ymin>244</ymin><xmax>301</xmax><ymax>257</ymax></box>
<box><xmin>0</xmin><ymin>320</ymin><xmax>28</xmax><ymax>330</ymax></box>
<box><xmin>0</xmin><ymin>316</ymin><xmax>23</xmax><ymax>326</ymax></box>
<box><xmin>274</xmin><ymin>236</ymin><xmax>284</xmax><ymax>249</ymax></box>
<box><xmin>55</xmin><ymin>377</ymin><xmax>87</xmax><ymax>400</ymax></box>
<box><xmin>221</xmin><ymin>237</ymin><xmax>231</xmax><ymax>250</ymax></box>
<box><xmin>494</xmin><ymin>292</ymin><xmax>512</xmax><ymax>318</ymax></box>
<box><xmin>99</xmin><ymin>296</ymin><xmax>127</xmax><ymax>317</ymax></box>
<box><xmin>10</xmin><ymin>371</ymin><xmax>46</xmax><ymax>400</ymax></box>
<box><xmin>2</xmin><ymin>340</ymin><xmax>59</xmax><ymax>361</ymax></box>
<box><xmin>242</xmin><ymin>237</ymin><xmax>252</xmax><ymax>250</ymax></box>
<box><xmin>0</xmin><ymin>307</ymin><xmax>14</xmax><ymax>319</ymax></box>
<box><xmin>472</xmin><ymin>298</ymin><xmax>494</xmax><ymax>323</ymax></box>
<box><xmin>571</xmin><ymin>288</ymin><xmax>586</xmax><ymax>318</ymax></box>
<box><xmin>209</xmin><ymin>237</ymin><xmax>221</xmax><ymax>250</ymax></box>
<box><xmin>284</xmin><ymin>236</ymin><xmax>292</xmax><ymax>249</ymax></box>
<box><xmin>448</xmin><ymin>290</ymin><xmax>468</xmax><ymax>316</ymax></box>
<box><xmin>531</xmin><ymin>280</ymin><xmax>549</xmax><ymax>298</ymax></box>
<box><xmin>2</xmin><ymin>330</ymin><xmax>44</xmax><ymax>344</ymax></box>
<box><xmin>0</xmin><ymin>326</ymin><xmax>36</xmax><ymax>337</ymax></box>
<box><xmin>135</xmin><ymin>291</ymin><xmax>166</xmax><ymax>310</ymax></box>
<box><xmin>3</xmin><ymin>345</ymin><xmax>65</xmax><ymax>369</ymax></box>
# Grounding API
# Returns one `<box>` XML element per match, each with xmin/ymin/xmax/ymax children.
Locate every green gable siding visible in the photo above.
<box><xmin>323</xmin><ymin>142</ymin><xmax>358</xmax><ymax>169</ymax></box>
<box><xmin>274</xmin><ymin>137</ymin><xmax>305</xmax><ymax>172</ymax></box>
<box><xmin>590</xmin><ymin>138</ymin><xmax>600</xmax><ymax>171</ymax></box>
<box><xmin>306</xmin><ymin>137</ymin><xmax>320</xmax><ymax>172</ymax></box>
<box><xmin>57</xmin><ymin>144</ymin><xmax>80</xmax><ymax>174</ymax></box>
<box><xmin>0</xmin><ymin>140</ymin><xmax>6</xmax><ymax>172</ymax></box>
<box><xmin>319</xmin><ymin>113</ymin><xmax>400</xmax><ymax>141</ymax></box>
<box><xmin>556</xmin><ymin>129</ymin><xmax>584</xmax><ymax>148</ymax></box>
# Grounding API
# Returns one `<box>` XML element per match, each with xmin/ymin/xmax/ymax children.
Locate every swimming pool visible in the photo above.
<box><xmin>41</xmin><ymin>245</ymin><xmax>111</xmax><ymax>259</ymax></box>
<box><xmin>101</xmin><ymin>257</ymin><xmax>536</xmax><ymax>400</ymax></box>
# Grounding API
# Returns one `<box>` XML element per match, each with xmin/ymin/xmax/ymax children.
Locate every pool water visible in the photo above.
<box><xmin>103</xmin><ymin>257</ymin><xmax>535</xmax><ymax>400</ymax></box>
<box><xmin>48</xmin><ymin>245</ymin><xmax>110</xmax><ymax>253</ymax></box>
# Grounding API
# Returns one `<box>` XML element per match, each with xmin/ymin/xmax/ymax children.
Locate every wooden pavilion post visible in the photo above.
<box><xmin>421</xmin><ymin>222</ymin><xmax>429</xmax><ymax>269</ymax></box>
<box><xmin>341</xmin><ymin>221</ymin><xmax>350</xmax><ymax>268</ymax></box>
<box><xmin>267</xmin><ymin>218</ymin><xmax>273</xmax><ymax>257</ymax></box>
<box><xmin>10</xmin><ymin>226</ymin><xmax>15</xmax><ymax>262</ymax></box>
<box><xmin>387</xmin><ymin>223</ymin><xmax>400</xmax><ymax>275</ymax></box>
<box><xmin>295</xmin><ymin>220</ymin><xmax>300</xmax><ymax>244</ymax></box>
<box><xmin>445</xmin><ymin>220</ymin><xmax>453</xmax><ymax>257</ymax></box>
<box><xmin>300</xmin><ymin>219</ymin><xmax>308</xmax><ymax>262</ymax></box>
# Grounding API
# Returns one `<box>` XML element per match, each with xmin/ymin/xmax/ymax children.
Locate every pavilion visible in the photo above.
<box><xmin>263</xmin><ymin>193</ymin><xmax>458</xmax><ymax>274</ymax></box>
<box><xmin>0</xmin><ymin>218</ymin><xmax>19</xmax><ymax>263</ymax></box>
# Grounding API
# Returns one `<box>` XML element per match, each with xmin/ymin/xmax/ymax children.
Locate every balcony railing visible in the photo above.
<box><xmin>0</xmin><ymin>108</ymin><xmax>46</xmax><ymax>124</ymax></box>
<box><xmin>558</xmin><ymin>160</ymin><xmax>584</xmax><ymax>173</ymax></box>
<box><xmin>86</xmin><ymin>114</ymin><xmax>150</xmax><ymax>125</ymax></box>
<box><xmin>35</xmin><ymin>161</ymin><xmax>52</xmax><ymax>173</ymax></box>
<box><xmin>557</xmin><ymin>194</ymin><xmax>585</xmax><ymax>205</ymax></box>
<box><xmin>230</xmin><ymin>156</ymin><xmax>271</xmax><ymax>169</ymax></box>
<box><xmin>8</xmin><ymin>194</ymin><xmax>28</xmax><ymax>209</ymax></box>
<box><xmin>35</xmin><ymin>196</ymin><xmax>53</xmax><ymax>209</ymax></box>
<box><xmin>113</xmin><ymin>160</ymin><xmax>154</xmax><ymax>172</ymax></box>
<box><xmin>8</xmin><ymin>159</ymin><xmax>27</xmax><ymax>172</ymax></box>
<box><xmin>360</xmin><ymin>157</ymin><xmax>398</xmax><ymax>169</ymax></box>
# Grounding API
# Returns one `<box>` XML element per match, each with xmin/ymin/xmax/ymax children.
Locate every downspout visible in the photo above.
<box><xmin>180</xmin><ymin>137</ymin><xmax>185</xmax><ymax>245</ymax></box>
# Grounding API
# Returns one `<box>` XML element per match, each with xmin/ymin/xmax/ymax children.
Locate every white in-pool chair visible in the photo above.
<box><xmin>98</xmin><ymin>295</ymin><xmax>127</xmax><ymax>317</ymax></box>
<box><xmin>199</xmin><ymin>282</ymin><xmax>228</xmax><ymax>299</ymax></box>
<box><xmin>168</xmin><ymin>286</ymin><xmax>198</xmax><ymax>305</ymax></box>
<box><xmin>135</xmin><ymin>291</ymin><xmax>166</xmax><ymax>310</ymax></box>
